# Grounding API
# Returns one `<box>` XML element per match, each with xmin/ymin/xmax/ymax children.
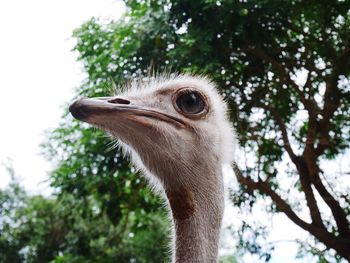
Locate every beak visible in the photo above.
<box><xmin>69</xmin><ymin>97</ymin><xmax>187</xmax><ymax>129</ymax></box>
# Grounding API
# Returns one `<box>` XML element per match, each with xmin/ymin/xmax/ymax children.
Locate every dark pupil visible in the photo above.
<box><xmin>176</xmin><ymin>92</ymin><xmax>204</xmax><ymax>114</ymax></box>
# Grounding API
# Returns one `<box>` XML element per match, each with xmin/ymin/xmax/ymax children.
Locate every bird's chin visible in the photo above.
<box><xmin>93</xmin><ymin>117</ymin><xmax>159</xmax><ymax>141</ymax></box>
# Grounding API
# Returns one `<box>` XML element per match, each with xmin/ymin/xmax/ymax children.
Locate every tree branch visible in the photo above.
<box><xmin>313</xmin><ymin>172</ymin><xmax>350</xmax><ymax>238</ymax></box>
<box><xmin>284</xmin><ymin>22</ymin><xmax>337</xmax><ymax>59</ymax></box>
<box><xmin>294</xmin><ymin>157</ymin><xmax>325</xmax><ymax>228</ymax></box>
<box><xmin>233</xmin><ymin>163</ymin><xmax>350</xmax><ymax>260</ymax></box>
<box><xmin>303</xmin><ymin>148</ymin><xmax>350</xmax><ymax>238</ymax></box>
<box><xmin>256</xmin><ymin>104</ymin><xmax>297</xmax><ymax>162</ymax></box>
<box><xmin>243</xmin><ymin>47</ymin><xmax>319</xmax><ymax>119</ymax></box>
<box><xmin>255</xmin><ymin>103</ymin><xmax>324</xmax><ymax>227</ymax></box>
<box><xmin>316</xmin><ymin>56</ymin><xmax>344</xmax><ymax>156</ymax></box>
<box><xmin>233</xmin><ymin>163</ymin><xmax>310</xmax><ymax>230</ymax></box>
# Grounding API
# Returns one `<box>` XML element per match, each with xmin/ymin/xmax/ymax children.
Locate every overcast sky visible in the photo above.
<box><xmin>1</xmin><ymin>1</ymin><xmax>344</xmax><ymax>262</ymax></box>
<box><xmin>0</xmin><ymin>0</ymin><xmax>125</xmax><ymax>193</ymax></box>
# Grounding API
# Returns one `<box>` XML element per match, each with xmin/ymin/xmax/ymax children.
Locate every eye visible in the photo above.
<box><xmin>175</xmin><ymin>91</ymin><xmax>205</xmax><ymax>115</ymax></box>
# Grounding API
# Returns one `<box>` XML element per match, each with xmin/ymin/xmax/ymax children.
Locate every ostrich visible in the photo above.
<box><xmin>69</xmin><ymin>74</ymin><xmax>236</xmax><ymax>263</ymax></box>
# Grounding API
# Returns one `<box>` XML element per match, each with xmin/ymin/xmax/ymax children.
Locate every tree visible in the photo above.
<box><xmin>0</xmin><ymin>174</ymin><xmax>170</xmax><ymax>263</ymax></box>
<box><xmin>48</xmin><ymin>0</ymin><xmax>349</xmax><ymax>260</ymax></box>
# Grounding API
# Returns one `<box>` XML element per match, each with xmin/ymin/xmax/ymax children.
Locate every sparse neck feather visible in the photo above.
<box><xmin>165</xmin><ymin>166</ymin><xmax>225</xmax><ymax>263</ymax></box>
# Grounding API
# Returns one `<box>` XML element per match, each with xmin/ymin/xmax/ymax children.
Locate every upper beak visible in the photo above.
<box><xmin>69</xmin><ymin>97</ymin><xmax>187</xmax><ymax>129</ymax></box>
<box><xmin>69</xmin><ymin>97</ymin><xmax>128</xmax><ymax>120</ymax></box>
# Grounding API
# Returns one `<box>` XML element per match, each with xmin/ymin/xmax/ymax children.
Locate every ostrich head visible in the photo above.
<box><xmin>69</xmin><ymin>74</ymin><xmax>236</xmax><ymax>262</ymax></box>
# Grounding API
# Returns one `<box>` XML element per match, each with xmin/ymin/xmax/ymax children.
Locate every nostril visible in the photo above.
<box><xmin>108</xmin><ymin>98</ymin><xmax>130</xmax><ymax>104</ymax></box>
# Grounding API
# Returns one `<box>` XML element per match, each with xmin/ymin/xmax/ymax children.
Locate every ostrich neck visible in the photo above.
<box><xmin>165</xmin><ymin>167</ymin><xmax>224</xmax><ymax>263</ymax></box>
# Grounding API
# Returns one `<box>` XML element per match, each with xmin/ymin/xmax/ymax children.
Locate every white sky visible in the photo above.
<box><xmin>0</xmin><ymin>0</ymin><xmax>125</xmax><ymax>193</ymax></box>
<box><xmin>0</xmin><ymin>1</ymin><xmax>347</xmax><ymax>262</ymax></box>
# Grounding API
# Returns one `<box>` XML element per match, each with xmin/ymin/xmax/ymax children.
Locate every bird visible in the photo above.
<box><xmin>69</xmin><ymin>74</ymin><xmax>236</xmax><ymax>263</ymax></box>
